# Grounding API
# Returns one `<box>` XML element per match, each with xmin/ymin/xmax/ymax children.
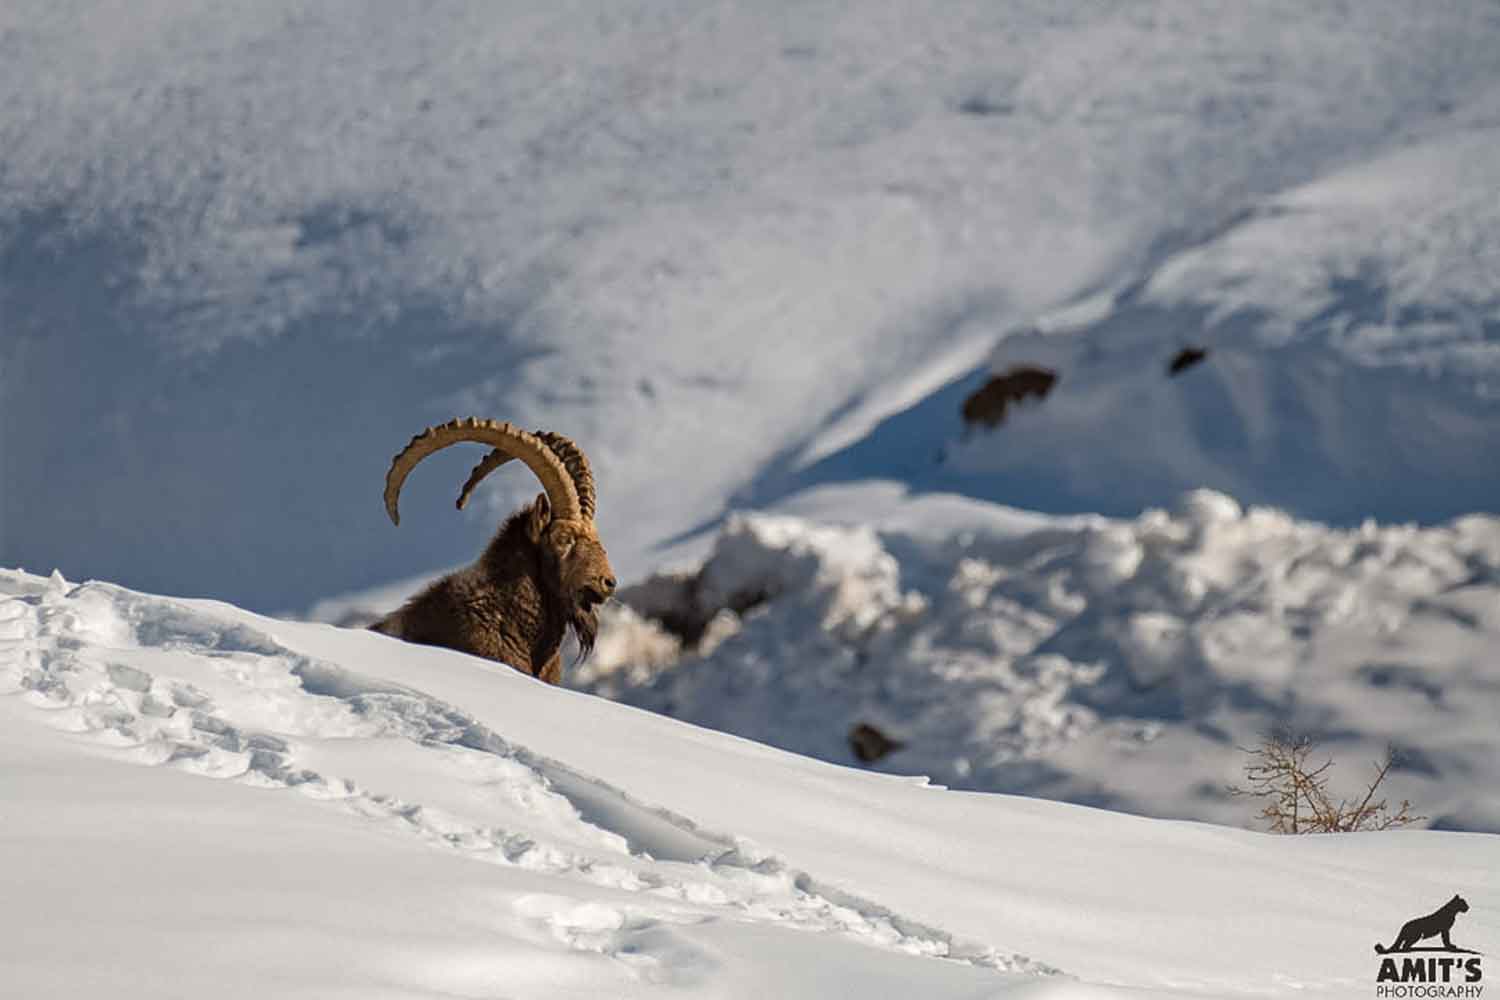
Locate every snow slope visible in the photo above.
<box><xmin>6</xmin><ymin>1</ymin><xmax>1500</xmax><ymax>612</ymax></box>
<box><xmin>4</xmin><ymin>566</ymin><xmax>1496</xmax><ymax>998</ymax></box>
<box><xmin>792</xmin><ymin>118</ymin><xmax>1500</xmax><ymax>525</ymax></box>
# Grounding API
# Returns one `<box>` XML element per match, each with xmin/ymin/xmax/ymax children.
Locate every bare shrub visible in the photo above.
<box><xmin>1228</xmin><ymin>732</ymin><xmax>1424</xmax><ymax>833</ymax></box>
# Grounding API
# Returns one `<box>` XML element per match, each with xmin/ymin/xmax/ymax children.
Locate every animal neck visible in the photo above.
<box><xmin>476</xmin><ymin>516</ymin><xmax>567</xmax><ymax>673</ymax></box>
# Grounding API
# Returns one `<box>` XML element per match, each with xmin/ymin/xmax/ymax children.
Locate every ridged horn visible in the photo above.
<box><xmin>383</xmin><ymin>418</ymin><xmax>582</xmax><ymax>526</ymax></box>
<box><xmin>458</xmin><ymin>431</ymin><xmax>597</xmax><ymax>521</ymax></box>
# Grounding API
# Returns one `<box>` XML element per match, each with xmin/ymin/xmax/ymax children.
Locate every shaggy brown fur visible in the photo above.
<box><xmin>960</xmin><ymin>366</ymin><xmax>1058</xmax><ymax>431</ymax></box>
<box><xmin>372</xmin><ymin>494</ymin><xmax>615</xmax><ymax>683</ymax></box>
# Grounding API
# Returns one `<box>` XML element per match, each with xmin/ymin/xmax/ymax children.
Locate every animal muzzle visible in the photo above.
<box><xmin>580</xmin><ymin>575</ymin><xmax>617</xmax><ymax>608</ymax></box>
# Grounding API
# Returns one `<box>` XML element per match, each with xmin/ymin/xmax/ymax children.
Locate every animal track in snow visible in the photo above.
<box><xmin>0</xmin><ymin>569</ymin><xmax>1054</xmax><ymax>978</ymax></box>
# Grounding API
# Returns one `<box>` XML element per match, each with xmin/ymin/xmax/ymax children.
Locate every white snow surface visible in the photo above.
<box><xmin>4</xmin><ymin>565</ymin><xmax>1496</xmax><ymax>999</ymax></box>
<box><xmin>6</xmin><ymin>1</ymin><xmax>1500</xmax><ymax>612</ymax></box>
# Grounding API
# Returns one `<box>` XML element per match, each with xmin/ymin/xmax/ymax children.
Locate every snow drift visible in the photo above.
<box><xmin>4</xmin><ymin>566</ymin><xmax>1496</xmax><ymax>998</ymax></box>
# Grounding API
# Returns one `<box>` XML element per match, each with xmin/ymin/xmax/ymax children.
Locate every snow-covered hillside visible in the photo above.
<box><xmin>4</xmin><ymin>567</ymin><xmax>1495</xmax><ymax>999</ymax></box>
<box><xmin>5</xmin><ymin>2</ymin><xmax>1500</xmax><ymax>611</ymax></box>
<box><xmin>811</xmin><ymin>124</ymin><xmax>1500</xmax><ymax>524</ymax></box>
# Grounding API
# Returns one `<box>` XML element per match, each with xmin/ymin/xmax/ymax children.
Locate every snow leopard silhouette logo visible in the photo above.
<box><xmin>1374</xmin><ymin>895</ymin><xmax>1473</xmax><ymax>954</ymax></box>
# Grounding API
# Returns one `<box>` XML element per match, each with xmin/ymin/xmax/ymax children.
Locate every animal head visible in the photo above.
<box><xmin>1450</xmin><ymin>895</ymin><xmax>1470</xmax><ymax>914</ymax></box>
<box><xmin>516</xmin><ymin>491</ymin><xmax>615</xmax><ymax>657</ymax></box>
<box><xmin>382</xmin><ymin>417</ymin><xmax>616</xmax><ymax>656</ymax></box>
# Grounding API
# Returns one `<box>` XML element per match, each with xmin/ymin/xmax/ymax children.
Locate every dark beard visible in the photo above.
<box><xmin>567</xmin><ymin>603</ymin><xmax>599</xmax><ymax>663</ymax></box>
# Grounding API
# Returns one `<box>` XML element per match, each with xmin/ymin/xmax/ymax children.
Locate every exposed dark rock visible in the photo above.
<box><xmin>849</xmin><ymin>721</ymin><xmax>904</xmax><ymax>763</ymax></box>
<box><xmin>618</xmin><ymin>571</ymin><xmax>767</xmax><ymax>650</ymax></box>
<box><xmin>960</xmin><ymin>366</ymin><xmax>1058</xmax><ymax>431</ymax></box>
<box><xmin>1167</xmin><ymin>346</ymin><xmax>1209</xmax><ymax>376</ymax></box>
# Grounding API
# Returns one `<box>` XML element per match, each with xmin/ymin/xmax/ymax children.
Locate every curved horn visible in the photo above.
<box><xmin>383</xmin><ymin>418</ymin><xmax>581</xmax><ymax>526</ymax></box>
<box><xmin>457</xmin><ymin>430</ymin><xmax>597</xmax><ymax>521</ymax></box>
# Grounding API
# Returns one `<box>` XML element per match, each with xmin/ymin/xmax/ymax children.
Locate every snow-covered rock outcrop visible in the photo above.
<box><xmin>585</xmin><ymin>493</ymin><xmax>1500</xmax><ymax>830</ymax></box>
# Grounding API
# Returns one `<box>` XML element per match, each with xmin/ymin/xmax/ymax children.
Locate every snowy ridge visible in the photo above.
<box><xmin>0</xmin><ymin>569</ymin><xmax>1051</xmax><ymax>990</ymax></box>
<box><xmin>579</xmin><ymin>491</ymin><xmax>1500</xmax><ymax>830</ymax></box>
<box><xmin>4</xmin><ymin>565</ymin><xmax>1497</xmax><ymax>998</ymax></box>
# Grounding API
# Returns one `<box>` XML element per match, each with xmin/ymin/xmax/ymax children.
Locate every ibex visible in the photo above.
<box><xmin>370</xmin><ymin>418</ymin><xmax>616</xmax><ymax>684</ymax></box>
